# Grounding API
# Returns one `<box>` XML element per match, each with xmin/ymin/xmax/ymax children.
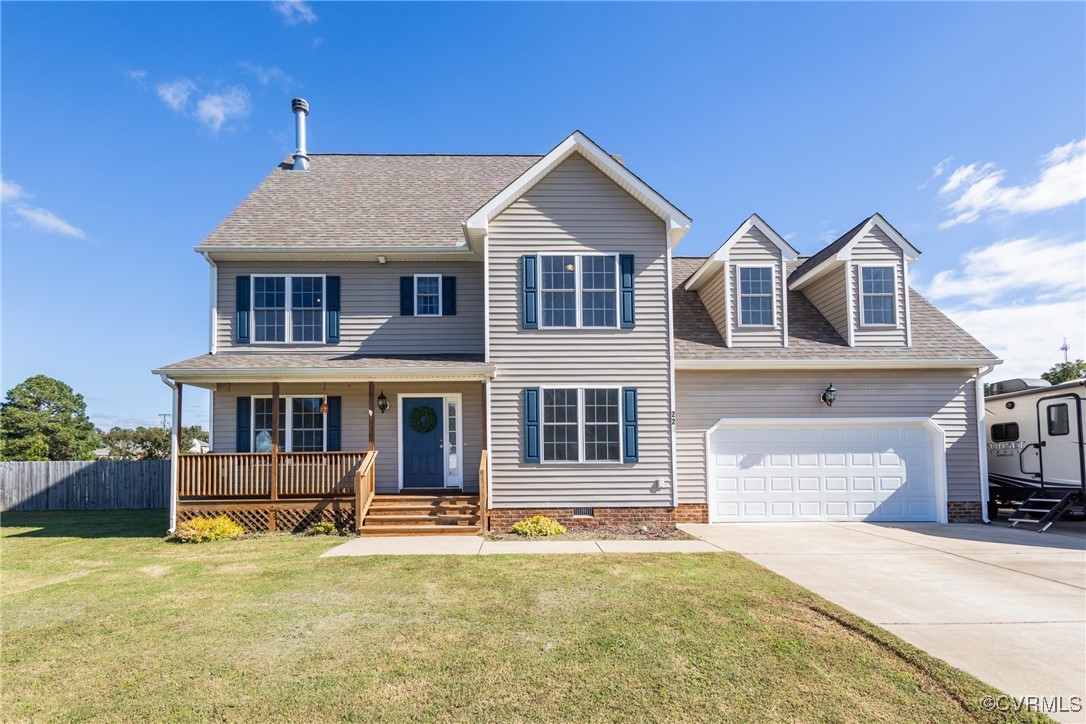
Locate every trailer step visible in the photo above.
<box><xmin>1008</xmin><ymin>491</ymin><xmax>1082</xmax><ymax>533</ymax></box>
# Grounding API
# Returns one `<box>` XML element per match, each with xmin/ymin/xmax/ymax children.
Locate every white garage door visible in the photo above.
<box><xmin>709</xmin><ymin>421</ymin><xmax>943</xmax><ymax>523</ymax></box>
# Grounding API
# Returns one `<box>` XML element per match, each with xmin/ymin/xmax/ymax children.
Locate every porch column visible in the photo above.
<box><xmin>368</xmin><ymin>381</ymin><xmax>376</xmax><ymax>452</ymax></box>
<box><xmin>270</xmin><ymin>383</ymin><xmax>280</xmax><ymax>532</ymax></box>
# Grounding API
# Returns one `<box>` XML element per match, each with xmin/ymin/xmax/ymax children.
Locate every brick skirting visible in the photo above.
<box><xmin>488</xmin><ymin>503</ymin><xmax>709</xmax><ymax>531</ymax></box>
<box><xmin>947</xmin><ymin>501</ymin><xmax>983</xmax><ymax>523</ymax></box>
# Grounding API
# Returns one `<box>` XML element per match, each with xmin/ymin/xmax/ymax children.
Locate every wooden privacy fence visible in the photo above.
<box><xmin>0</xmin><ymin>460</ymin><xmax>170</xmax><ymax>512</ymax></box>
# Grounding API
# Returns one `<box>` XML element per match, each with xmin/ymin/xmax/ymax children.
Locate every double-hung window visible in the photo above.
<box><xmin>253</xmin><ymin>275</ymin><xmax>324</xmax><ymax>342</ymax></box>
<box><xmin>738</xmin><ymin>267</ymin><xmax>774</xmax><ymax>326</ymax></box>
<box><xmin>415</xmin><ymin>275</ymin><xmax>441</xmax><ymax>316</ymax></box>
<box><xmin>540</xmin><ymin>254</ymin><xmax>618</xmax><ymax>328</ymax></box>
<box><xmin>860</xmin><ymin>267</ymin><xmax>896</xmax><ymax>326</ymax></box>
<box><xmin>252</xmin><ymin>396</ymin><xmax>325</xmax><ymax>452</ymax></box>
<box><xmin>542</xmin><ymin>388</ymin><xmax>621</xmax><ymax>462</ymax></box>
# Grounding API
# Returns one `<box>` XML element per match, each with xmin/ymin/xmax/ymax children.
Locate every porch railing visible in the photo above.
<box><xmin>478</xmin><ymin>449</ymin><xmax>489</xmax><ymax>532</ymax></box>
<box><xmin>178</xmin><ymin>451</ymin><xmax>368</xmax><ymax>500</ymax></box>
<box><xmin>354</xmin><ymin>451</ymin><xmax>378</xmax><ymax>532</ymax></box>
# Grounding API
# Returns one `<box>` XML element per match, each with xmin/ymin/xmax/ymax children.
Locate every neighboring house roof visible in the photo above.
<box><xmin>196</xmin><ymin>154</ymin><xmax>540</xmax><ymax>253</ymax></box>
<box><xmin>672</xmin><ymin>256</ymin><xmax>999</xmax><ymax>366</ymax></box>
<box><xmin>153</xmin><ymin>353</ymin><xmax>494</xmax><ymax>384</ymax></box>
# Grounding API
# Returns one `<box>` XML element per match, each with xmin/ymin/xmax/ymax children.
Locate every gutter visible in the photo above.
<box><xmin>676</xmin><ymin>358</ymin><xmax>1003</xmax><ymax>371</ymax></box>
<box><xmin>151</xmin><ymin>364</ymin><xmax>497</xmax><ymax>382</ymax></box>
<box><xmin>196</xmin><ymin>244</ymin><xmax>474</xmax><ymax>257</ymax></box>
<box><xmin>975</xmin><ymin>365</ymin><xmax>996</xmax><ymax>524</ymax></box>
<box><xmin>158</xmin><ymin>375</ymin><xmax>180</xmax><ymax>534</ymax></box>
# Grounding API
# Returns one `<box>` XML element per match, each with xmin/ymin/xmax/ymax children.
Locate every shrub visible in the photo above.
<box><xmin>168</xmin><ymin>515</ymin><xmax>245</xmax><ymax>543</ymax></box>
<box><xmin>510</xmin><ymin>515</ymin><xmax>567</xmax><ymax>537</ymax></box>
<box><xmin>305</xmin><ymin>521</ymin><xmax>340</xmax><ymax>536</ymax></box>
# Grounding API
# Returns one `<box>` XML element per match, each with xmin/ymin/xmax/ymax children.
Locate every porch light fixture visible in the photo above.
<box><xmin>820</xmin><ymin>384</ymin><xmax>837</xmax><ymax>407</ymax></box>
<box><xmin>320</xmin><ymin>396</ymin><xmax>329</xmax><ymax>415</ymax></box>
<box><xmin>377</xmin><ymin>391</ymin><xmax>389</xmax><ymax>414</ymax></box>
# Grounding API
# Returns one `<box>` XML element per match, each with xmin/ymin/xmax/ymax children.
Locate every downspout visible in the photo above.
<box><xmin>159</xmin><ymin>374</ymin><xmax>180</xmax><ymax>533</ymax></box>
<box><xmin>201</xmin><ymin>250</ymin><xmax>217</xmax><ymax>451</ymax></box>
<box><xmin>975</xmin><ymin>365</ymin><xmax>995</xmax><ymax>524</ymax></box>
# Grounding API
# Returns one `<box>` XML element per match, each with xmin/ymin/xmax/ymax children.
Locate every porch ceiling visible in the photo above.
<box><xmin>153</xmin><ymin>353</ymin><xmax>494</xmax><ymax>389</ymax></box>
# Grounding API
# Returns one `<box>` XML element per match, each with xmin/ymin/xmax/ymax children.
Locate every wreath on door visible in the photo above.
<box><xmin>408</xmin><ymin>405</ymin><xmax>438</xmax><ymax>434</ymax></box>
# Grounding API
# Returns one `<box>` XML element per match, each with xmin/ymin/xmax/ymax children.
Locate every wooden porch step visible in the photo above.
<box><xmin>364</xmin><ymin>513</ymin><xmax>480</xmax><ymax>525</ymax></box>
<box><xmin>371</xmin><ymin>495</ymin><xmax>478</xmax><ymax>504</ymax></box>
<box><xmin>359</xmin><ymin>524</ymin><xmax>482</xmax><ymax>536</ymax></box>
<box><xmin>367</xmin><ymin>503</ymin><xmax>479</xmax><ymax>514</ymax></box>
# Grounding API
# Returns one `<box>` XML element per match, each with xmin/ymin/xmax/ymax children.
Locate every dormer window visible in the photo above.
<box><xmin>860</xmin><ymin>266</ymin><xmax>896</xmax><ymax>326</ymax></box>
<box><xmin>738</xmin><ymin>266</ymin><xmax>774</xmax><ymax>327</ymax></box>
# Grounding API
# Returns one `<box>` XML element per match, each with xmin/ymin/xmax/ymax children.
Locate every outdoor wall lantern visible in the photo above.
<box><xmin>820</xmin><ymin>384</ymin><xmax>837</xmax><ymax>407</ymax></box>
<box><xmin>319</xmin><ymin>395</ymin><xmax>329</xmax><ymax>415</ymax></box>
<box><xmin>377</xmin><ymin>391</ymin><xmax>389</xmax><ymax>414</ymax></box>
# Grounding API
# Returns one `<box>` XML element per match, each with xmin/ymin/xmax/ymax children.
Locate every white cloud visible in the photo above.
<box><xmin>195</xmin><ymin>87</ymin><xmax>252</xmax><ymax>133</ymax></box>
<box><xmin>938</xmin><ymin>139</ymin><xmax>1086</xmax><ymax>228</ymax></box>
<box><xmin>919</xmin><ymin>155</ymin><xmax>955</xmax><ymax>189</ymax></box>
<box><xmin>125</xmin><ymin>69</ymin><xmax>148</xmax><ymax>84</ymax></box>
<box><xmin>272</xmin><ymin>0</ymin><xmax>317</xmax><ymax>25</ymax></box>
<box><xmin>156</xmin><ymin>78</ymin><xmax>196</xmax><ymax>112</ymax></box>
<box><xmin>0</xmin><ymin>175</ymin><xmax>86</xmax><ymax>239</ymax></box>
<box><xmin>919</xmin><ymin>235</ymin><xmax>1086</xmax><ymax>381</ymax></box>
<box><xmin>240</xmin><ymin>62</ymin><xmax>294</xmax><ymax>88</ymax></box>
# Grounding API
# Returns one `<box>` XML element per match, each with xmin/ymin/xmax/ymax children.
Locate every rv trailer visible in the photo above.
<box><xmin>985</xmin><ymin>378</ymin><xmax>1085</xmax><ymax>531</ymax></box>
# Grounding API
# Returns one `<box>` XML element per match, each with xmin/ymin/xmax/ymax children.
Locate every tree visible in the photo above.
<box><xmin>99</xmin><ymin>427</ymin><xmax>141</xmax><ymax>460</ymax></box>
<box><xmin>98</xmin><ymin>424</ymin><xmax>208</xmax><ymax>460</ymax></box>
<box><xmin>0</xmin><ymin>375</ymin><xmax>99</xmax><ymax>461</ymax></box>
<box><xmin>1041</xmin><ymin>359</ymin><xmax>1086</xmax><ymax>386</ymax></box>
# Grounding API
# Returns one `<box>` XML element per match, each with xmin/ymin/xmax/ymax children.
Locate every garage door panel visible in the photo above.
<box><xmin>709</xmin><ymin>421</ymin><xmax>941</xmax><ymax>523</ymax></box>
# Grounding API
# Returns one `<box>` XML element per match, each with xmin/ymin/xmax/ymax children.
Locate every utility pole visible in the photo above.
<box><xmin>1060</xmin><ymin>337</ymin><xmax>1070</xmax><ymax>363</ymax></box>
<box><xmin>159</xmin><ymin>413</ymin><xmax>171</xmax><ymax>430</ymax></box>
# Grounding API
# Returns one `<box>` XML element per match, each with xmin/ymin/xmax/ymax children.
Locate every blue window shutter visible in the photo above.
<box><xmin>622</xmin><ymin>387</ymin><xmax>638</xmax><ymax>463</ymax></box>
<box><xmin>236</xmin><ymin>396</ymin><xmax>251</xmax><ymax>452</ymax></box>
<box><xmin>524</xmin><ymin>387</ymin><xmax>540</xmax><ymax>463</ymax></box>
<box><xmin>522</xmin><ymin>255</ymin><xmax>538</xmax><ymax>329</ymax></box>
<box><xmin>326</xmin><ymin>396</ymin><xmax>342</xmax><ymax>451</ymax></box>
<box><xmin>326</xmin><ymin>276</ymin><xmax>340</xmax><ymax>343</ymax></box>
<box><xmin>441</xmin><ymin>276</ymin><xmax>456</xmax><ymax>316</ymax></box>
<box><xmin>236</xmin><ymin>275</ymin><xmax>251</xmax><ymax>344</ymax></box>
<box><xmin>400</xmin><ymin>277</ymin><xmax>414</xmax><ymax>316</ymax></box>
<box><xmin>619</xmin><ymin>254</ymin><xmax>636</xmax><ymax>328</ymax></box>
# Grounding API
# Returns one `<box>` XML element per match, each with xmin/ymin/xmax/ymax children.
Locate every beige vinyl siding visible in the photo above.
<box><xmin>695</xmin><ymin>266</ymin><xmax>728</xmax><ymax>341</ymax></box>
<box><xmin>729</xmin><ymin>229</ymin><xmax>785</xmax><ymax>347</ymax></box>
<box><xmin>675</xmin><ymin>368</ymin><xmax>981</xmax><ymax>505</ymax></box>
<box><xmin>211</xmin><ymin>381</ymin><xmax>483</xmax><ymax>493</ymax></box>
<box><xmin>802</xmin><ymin>266</ymin><xmax>849</xmax><ymax>342</ymax></box>
<box><xmin>216</xmin><ymin>261</ymin><xmax>483</xmax><ymax>354</ymax></box>
<box><xmin>487</xmin><ymin>154</ymin><xmax>673</xmax><ymax>507</ymax></box>
<box><xmin>849</xmin><ymin>230</ymin><xmax>908</xmax><ymax>346</ymax></box>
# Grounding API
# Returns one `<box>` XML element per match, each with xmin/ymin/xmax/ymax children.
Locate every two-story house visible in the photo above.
<box><xmin>153</xmin><ymin>99</ymin><xmax>1000</xmax><ymax>535</ymax></box>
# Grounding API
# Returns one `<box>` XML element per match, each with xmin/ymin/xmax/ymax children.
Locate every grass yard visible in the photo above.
<box><xmin>1</xmin><ymin>511</ymin><xmax>1042</xmax><ymax>723</ymax></box>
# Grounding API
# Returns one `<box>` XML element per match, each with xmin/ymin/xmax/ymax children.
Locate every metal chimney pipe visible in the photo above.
<box><xmin>292</xmin><ymin>98</ymin><xmax>310</xmax><ymax>171</ymax></box>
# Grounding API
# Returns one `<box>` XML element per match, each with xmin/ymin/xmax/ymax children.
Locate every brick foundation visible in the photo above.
<box><xmin>674</xmin><ymin>503</ymin><xmax>709</xmax><ymax>523</ymax></box>
<box><xmin>488</xmin><ymin>503</ymin><xmax>709</xmax><ymax>531</ymax></box>
<box><xmin>947</xmin><ymin>501</ymin><xmax>983</xmax><ymax>523</ymax></box>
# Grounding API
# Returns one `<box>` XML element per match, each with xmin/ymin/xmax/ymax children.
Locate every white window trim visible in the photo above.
<box><xmin>413</xmin><ymin>273</ymin><xmax>443</xmax><ymax>317</ymax></box>
<box><xmin>250</xmin><ymin>395</ymin><xmax>328</xmax><ymax>452</ymax></box>
<box><xmin>857</xmin><ymin>264</ymin><xmax>899</xmax><ymax>329</ymax></box>
<box><xmin>539</xmin><ymin>386</ymin><xmax>625</xmax><ymax>464</ymax></box>
<box><xmin>251</xmin><ymin>274</ymin><xmax>327</xmax><ymax>344</ymax></box>
<box><xmin>734</xmin><ymin>264</ymin><xmax>777</xmax><ymax>329</ymax></box>
<box><xmin>537</xmin><ymin>253</ymin><xmax>621</xmax><ymax>330</ymax></box>
<box><xmin>396</xmin><ymin>392</ymin><xmax>464</xmax><ymax>490</ymax></box>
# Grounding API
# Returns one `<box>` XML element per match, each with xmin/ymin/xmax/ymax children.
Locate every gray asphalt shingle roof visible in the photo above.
<box><xmin>197</xmin><ymin>154</ymin><xmax>541</xmax><ymax>250</ymax></box>
<box><xmin>672</xmin><ymin>256</ymin><xmax>998</xmax><ymax>362</ymax></box>
<box><xmin>155</xmin><ymin>353</ymin><xmax>488</xmax><ymax>373</ymax></box>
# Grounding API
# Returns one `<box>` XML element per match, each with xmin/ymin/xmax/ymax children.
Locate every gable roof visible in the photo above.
<box><xmin>463</xmin><ymin>131</ymin><xmax>692</xmax><ymax>250</ymax></box>
<box><xmin>672</xmin><ymin>256</ymin><xmax>999</xmax><ymax>366</ymax></box>
<box><xmin>196</xmin><ymin>154</ymin><xmax>540</xmax><ymax>255</ymax></box>
<box><xmin>684</xmin><ymin>213</ymin><xmax>799</xmax><ymax>291</ymax></box>
<box><xmin>788</xmin><ymin>213</ymin><xmax>921</xmax><ymax>289</ymax></box>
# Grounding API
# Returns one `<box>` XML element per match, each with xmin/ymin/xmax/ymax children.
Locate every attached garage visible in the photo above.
<box><xmin>706</xmin><ymin>418</ymin><xmax>947</xmax><ymax>523</ymax></box>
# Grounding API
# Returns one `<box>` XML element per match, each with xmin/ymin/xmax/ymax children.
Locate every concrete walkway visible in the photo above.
<box><xmin>681</xmin><ymin>522</ymin><xmax>1086</xmax><ymax>721</ymax></box>
<box><xmin>322</xmin><ymin>536</ymin><xmax>719</xmax><ymax>557</ymax></box>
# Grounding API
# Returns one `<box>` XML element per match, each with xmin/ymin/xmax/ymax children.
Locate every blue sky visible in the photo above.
<box><xmin>2</xmin><ymin>1</ymin><xmax>1084</xmax><ymax>431</ymax></box>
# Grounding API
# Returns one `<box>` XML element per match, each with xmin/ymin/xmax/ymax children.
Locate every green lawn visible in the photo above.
<box><xmin>1</xmin><ymin>511</ymin><xmax>1042</xmax><ymax>722</ymax></box>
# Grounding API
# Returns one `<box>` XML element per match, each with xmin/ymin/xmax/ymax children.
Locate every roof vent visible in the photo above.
<box><xmin>291</xmin><ymin>98</ymin><xmax>310</xmax><ymax>172</ymax></box>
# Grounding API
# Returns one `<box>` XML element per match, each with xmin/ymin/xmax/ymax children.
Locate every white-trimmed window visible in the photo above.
<box><xmin>860</xmin><ymin>266</ymin><xmax>896</xmax><ymax>326</ymax></box>
<box><xmin>542</xmin><ymin>387</ymin><xmax>621</xmax><ymax>463</ymax></box>
<box><xmin>414</xmin><ymin>274</ymin><xmax>442</xmax><ymax>316</ymax></box>
<box><xmin>738</xmin><ymin>266</ymin><xmax>774</xmax><ymax>327</ymax></box>
<box><xmin>540</xmin><ymin>254</ymin><xmax>618</xmax><ymax>328</ymax></box>
<box><xmin>253</xmin><ymin>275</ymin><xmax>325</xmax><ymax>343</ymax></box>
<box><xmin>252</xmin><ymin>396</ymin><xmax>326</xmax><ymax>452</ymax></box>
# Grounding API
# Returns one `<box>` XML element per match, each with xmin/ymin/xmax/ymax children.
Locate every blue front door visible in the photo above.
<box><xmin>402</xmin><ymin>397</ymin><xmax>445</xmax><ymax>488</ymax></box>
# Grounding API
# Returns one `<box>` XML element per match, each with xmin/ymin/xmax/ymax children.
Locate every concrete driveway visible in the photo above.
<box><xmin>682</xmin><ymin>522</ymin><xmax>1086</xmax><ymax>719</ymax></box>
